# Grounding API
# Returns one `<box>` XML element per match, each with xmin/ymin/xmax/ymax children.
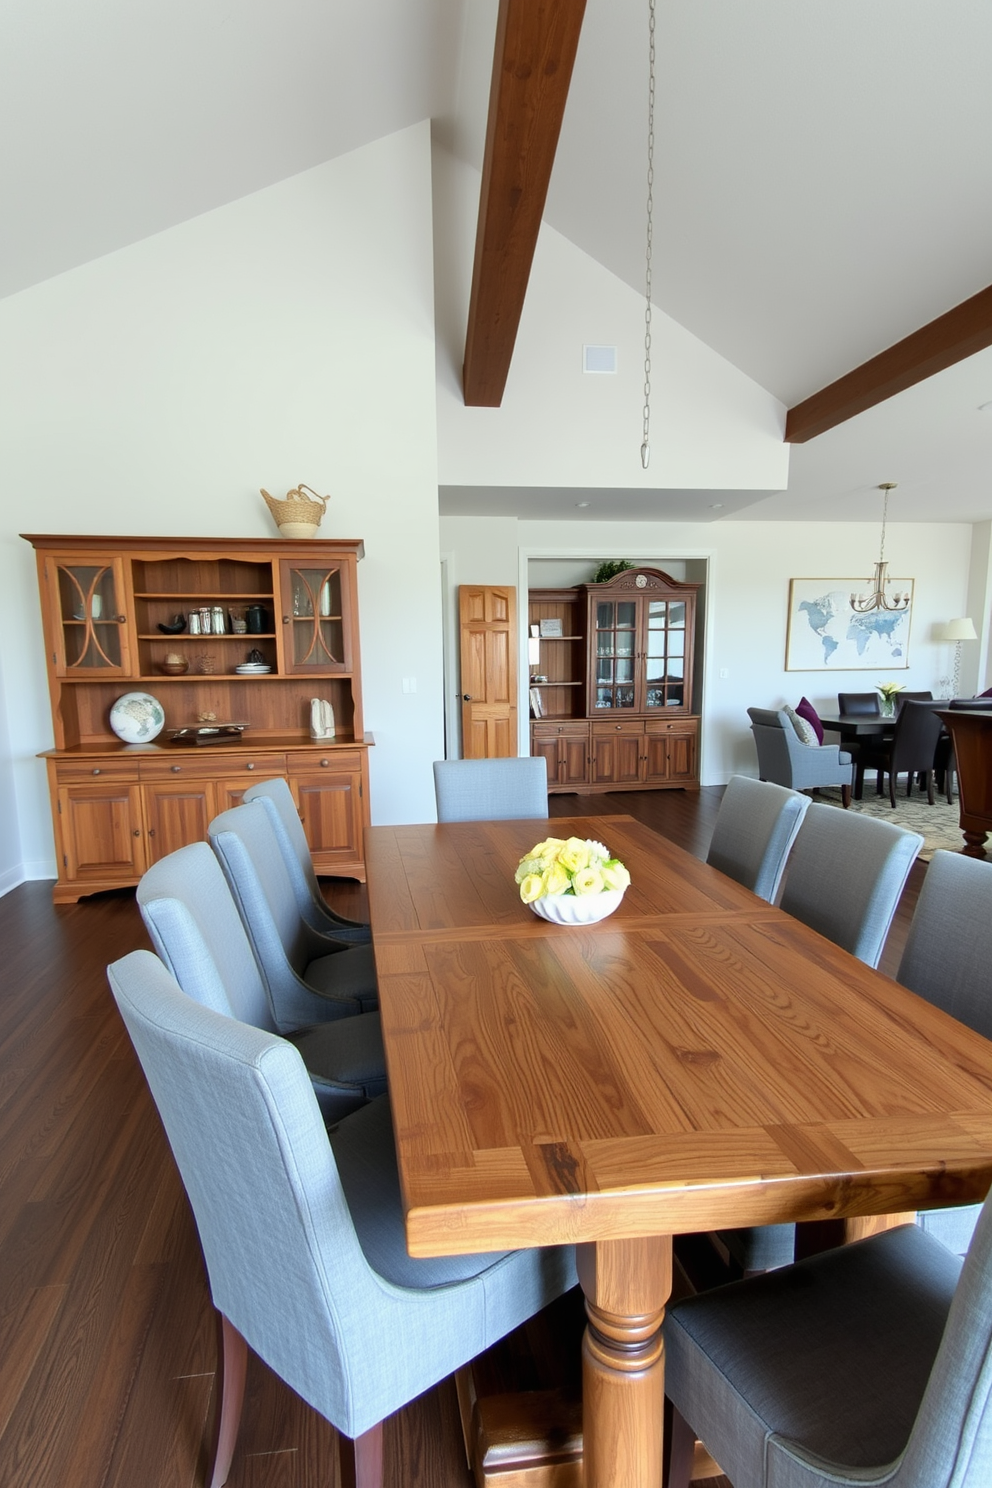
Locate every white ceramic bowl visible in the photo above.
<box><xmin>529</xmin><ymin>888</ymin><xmax>625</xmax><ymax>925</ymax></box>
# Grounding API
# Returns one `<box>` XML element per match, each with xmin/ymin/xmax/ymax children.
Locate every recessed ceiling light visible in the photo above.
<box><xmin>576</xmin><ymin>501</ymin><xmax>590</xmax><ymax>508</ymax></box>
<box><xmin>710</xmin><ymin>503</ymin><xmax>724</xmax><ymax>509</ymax></box>
<box><xmin>979</xmin><ymin>400</ymin><xmax>992</xmax><ymax>412</ymax></box>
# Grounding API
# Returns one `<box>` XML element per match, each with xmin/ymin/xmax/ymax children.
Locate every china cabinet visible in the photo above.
<box><xmin>528</xmin><ymin>568</ymin><xmax>700</xmax><ymax>794</ymax></box>
<box><xmin>23</xmin><ymin>535</ymin><xmax>372</xmax><ymax>901</ymax></box>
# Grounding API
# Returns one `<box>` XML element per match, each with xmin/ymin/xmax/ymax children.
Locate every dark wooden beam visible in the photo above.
<box><xmin>462</xmin><ymin>0</ymin><xmax>587</xmax><ymax>407</ymax></box>
<box><xmin>785</xmin><ymin>283</ymin><xmax>992</xmax><ymax>443</ymax></box>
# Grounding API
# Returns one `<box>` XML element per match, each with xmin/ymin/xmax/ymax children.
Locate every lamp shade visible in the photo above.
<box><xmin>942</xmin><ymin>617</ymin><xmax>978</xmax><ymax>642</ymax></box>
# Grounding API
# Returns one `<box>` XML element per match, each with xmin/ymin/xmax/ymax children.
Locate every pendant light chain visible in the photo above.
<box><xmin>640</xmin><ymin>0</ymin><xmax>656</xmax><ymax>470</ymax></box>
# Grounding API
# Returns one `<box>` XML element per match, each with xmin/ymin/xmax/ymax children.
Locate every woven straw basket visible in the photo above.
<box><xmin>260</xmin><ymin>484</ymin><xmax>329</xmax><ymax>539</ymax></box>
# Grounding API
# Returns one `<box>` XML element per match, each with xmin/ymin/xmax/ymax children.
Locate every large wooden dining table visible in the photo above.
<box><xmin>365</xmin><ymin>814</ymin><xmax>992</xmax><ymax>1488</ymax></box>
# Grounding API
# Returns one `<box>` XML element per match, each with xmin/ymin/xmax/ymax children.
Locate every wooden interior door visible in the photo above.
<box><xmin>458</xmin><ymin>585</ymin><xmax>518</xmax><ymax>758</ymax></box>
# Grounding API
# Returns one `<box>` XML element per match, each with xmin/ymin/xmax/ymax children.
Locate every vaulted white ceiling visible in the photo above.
<box><xmin>4</xmin><ymin>0</ymin><xmax>992</xmax><ymax>523</ymax></box>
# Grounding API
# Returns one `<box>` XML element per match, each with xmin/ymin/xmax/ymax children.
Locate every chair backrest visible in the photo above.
<box><xmin>242</xmin><ymin>775</ymin><xmax>328</xmax><ymax>922</ymax></box>
<box><xmin>136</xmin><ymin>841</ymin><xmax>277</xmax><ymax>1032</ymax></box>
<box><xmin>895</xmin><ymin>1185</ymin><xmax>992</xmax><ymax>1486</ymax></box>
<box><xmin>897</xmin><ymin>850</ymin><xmax>992</xmax><ymax>1038</ymax></box>
<box><xmin>838</xmin><ymin>692</ymin><xmax>881</xmax><ymax>716</ymax></box>
<box><xmin>779</xmin><ymin>803</ymin><xmax>923</xmax><ymax>967</ymax></box>
<box><xmin>889</xmin><ymin>699</ymin><xmax>945</xmax><ymax>773</ymax></box>
<box><xmin>706</xmin><ymin>776</ymin><xmax>810</xmax><ymax>903</ymax></box>
<box><xmin>105</xmin><ymin>949</ymin><xmax>401</xmax><ymax>1438</ymax></box>
<box><xmin>433</xmin><ymin>757</ymin><xmax>548</xmax><ymax>823</ymax></box>
<box><xmin>896</xmin><ymin>690</ymin><xmax>934</xmax><ymax>710</ymax></box>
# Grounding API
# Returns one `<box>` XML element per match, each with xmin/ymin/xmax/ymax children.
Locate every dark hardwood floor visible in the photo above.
<box><xmin>0</xmin><ymin>787</ymin><xmax>925</xmax><ymax>1486</ymax></box>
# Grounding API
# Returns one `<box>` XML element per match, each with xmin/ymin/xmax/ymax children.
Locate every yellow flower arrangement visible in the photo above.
<box><xmin>515</xmin><ymin>836</ymin><xmax>631</xmax><ymax>903</ymax></box>
<box><xmin>876</xmin><ymin>682</ymin><xmax>904</xmax><ymax>704</ymax></box>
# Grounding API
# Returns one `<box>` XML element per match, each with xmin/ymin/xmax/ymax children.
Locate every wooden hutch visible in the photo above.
<box><xmin>529</xmin><ymin>566</ymin><xmax>700</xmax><ymax>794</ymax></box>
<box><xmin>23</xmin><ymin>534</ymin><xmax>372</xmax><ymax>902</ymax></box>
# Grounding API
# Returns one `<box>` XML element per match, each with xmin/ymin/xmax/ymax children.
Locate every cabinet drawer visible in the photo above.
<box><xmin>532</xmin><ymin>721</ymin><xmax>589</xmax><ymax>739</ymax></box>
<box><xmin>591</xmin><ymin>719</ymin><xmax>645</xmax><ymax>737</ymax></box>
<box><xmin>644</xmin><ymin>718</ymin><xmax>697</xmax><ymax>736</ymax></box>
<box><xmin>139</xmin><ymin>753</ymin><xmax>288</xmax><ymax>781</ymax></box>
<box><xmin>287</xmin><ymin>751</ymin><xmax>362</xmax><ymax>775</ymax></box>
<box><xmin>56</xmin><ymin>758</ymin><xmax>139</xmax><ymax>782</ymax></box>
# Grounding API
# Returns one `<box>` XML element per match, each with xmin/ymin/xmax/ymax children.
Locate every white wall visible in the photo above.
<box><xmin>433</xmin><ymin>147</ymin><xmax>789</xmax><ymax>493</ymax></box>
<box><xmin>0</xmin><ymin>123</ymin><xmax>444</xmax><ymax>881</ymax></box>
<box><xmin>439</xmin><ymin>514</ymin><xmax>974</xmax><ymax>780</ymax></box>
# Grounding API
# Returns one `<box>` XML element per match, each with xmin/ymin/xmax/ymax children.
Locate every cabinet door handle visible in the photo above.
<box><xmin>132</xmin><ymin>829</ymin><xmax>141</xmax><ymax>837</ymax></box>
<box><xmin>283</xmin><ymin>615</ymin><xmax>291</xmax><ymax>624</ymax></box>
<box><xmin>246</xmin><ymin>762</ymin><xmax>255</xmax><ymax>770</ymax></box>
<box><xmin>117</xmin><ymin>614</ymin><xmax>126</xmax><ymax>623</ymax></box>
<box><xmin>148</xmin><ymin>829</ymin><xmax>156</xmax><ymax>837</ymax></box>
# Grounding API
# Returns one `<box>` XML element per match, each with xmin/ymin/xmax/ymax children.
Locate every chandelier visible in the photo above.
<box><xmin>850</xmin><ymin>483</ymin><xmax>910</xmax><ymax>614</ymax></box>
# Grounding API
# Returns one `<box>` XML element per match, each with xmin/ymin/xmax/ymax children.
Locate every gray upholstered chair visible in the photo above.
<box><xmin>665</xmin><ymin>1194</ymin><xmax>992</xmax><ymax>1488</ymax></box>
<box><xmin>747</xmin><ymin>707</ymin><xmax>854</xmax><ymax>808</ymax></box>
<box><xmin>898</xmin><ymin>849</ymin><xmax>992</xmax><ymax>1257</ymax></box>
<box><xmin>433</xmin><ymin>756</ymin><xmax>548</xmax><ymax>823</ymax></box>
<box><xmin>107</xmin><ymin>949</ymin><xmax>577</xmax><ymax>1488</ymax></box>
<box><xmin>137</xmin><ymin>842</ymin><xmax>385</xmax><ymax>1121</ymax></box>
<box><xmin>779</xmin><ymin>803</ymin><xmax>923</xmax><ymax>969</ymax></box>
<box><xmin>720</xmin><ymin>804</ymin><xmax>923</xmax><ymax>1275</ymax></box>
<box><xmin>706</xmin><ymin>776</ymin><xmax>810</xmax><ymax>903</ymax></box>
<box><xmin>242</xmin><ymin>776</ymin><xmax>371</xmax><ymax>943</ymax></box>
<box><xmin>207</xmin><ymin>802</ymin><xmax>378</xmax><ymax>1023</ymax></box>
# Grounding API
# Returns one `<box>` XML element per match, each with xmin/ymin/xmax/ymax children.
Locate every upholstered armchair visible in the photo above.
<box><xmin>748</xmin><ymin>707</ymin><xmax>854</xmax><ymax>806</ymax></box>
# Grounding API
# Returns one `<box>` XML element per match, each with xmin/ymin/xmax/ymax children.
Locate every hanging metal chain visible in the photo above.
<box><xmin>641</xmin><ymin>0</ymin><xmax>656</xmax><ymax>470</ymax></box>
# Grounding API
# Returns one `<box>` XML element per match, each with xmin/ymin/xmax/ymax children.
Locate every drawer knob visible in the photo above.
<box><xmin>320</xmin><ymin>758</ymin><xmax>330</xmax><ymax>767</ymax></box>
<box><xmin>132</xmin><ymin>829</ymin><xmax>141</xmax><ymax>838</ymax></box>
<box><xmin>246</xmin><ymin>762</ymin><xmax>255</xmax><ymax>770</ymax></box>
<box><xmin>171</xmin><ymin>765</ymin><xmax>181</xmax><ymax>773</ymax></box>
<box><xmin>92</xmin><ymin>768</ymin><xmax>101</xmax><ymax>775</ymax></box>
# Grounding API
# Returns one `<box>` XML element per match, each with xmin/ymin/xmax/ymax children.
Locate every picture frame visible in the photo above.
<box><xmin>785</xmin><ymin>577</ymin><xmax>914</xmax><ymax>670</ymax></box>
<box><xmin>539</xmin><ymin>618</ymin><xmax>563</xmax><ymax>638</ymax></box>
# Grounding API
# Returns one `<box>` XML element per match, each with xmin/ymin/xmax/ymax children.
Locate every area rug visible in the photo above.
<box><xmin>814</xmin><ymin>786</ymin><xmax>963</xmax><ymax>861</ymax></box>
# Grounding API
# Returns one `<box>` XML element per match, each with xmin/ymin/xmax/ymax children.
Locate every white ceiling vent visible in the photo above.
<box><xmin>583</xmin><ymin>345</ymin><xmax>617</xmax><ymax>374</ymax></box>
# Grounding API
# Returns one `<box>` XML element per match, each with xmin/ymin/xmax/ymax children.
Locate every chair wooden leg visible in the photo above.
<box><xmin>889</xmin><ymin>771</ymin><xmax>897</xmax><ymax>808</ymax></box>
<box><xmin>665</xmin><ymin>1405</ymin><xmax>697</xmax><ymax>1488</ymax></box>
<box><xmin>841</xmin><ymin>783</ymin><xmax>851</xmax><ymax>808</ymax></box>
<box><xmin>206</xmin><ymin>1313</ymin><xmax>248</xmax><ymax>1488</ymax></box>
<box><xmin>338</xmin><ymin>1421</ymin><xmax>385</xmax><ymax>1488</ymax></box>
<box><xmin>926</xmin><ymin>769</ymin><xmax>935</xmax><ymax>805</ymax></box>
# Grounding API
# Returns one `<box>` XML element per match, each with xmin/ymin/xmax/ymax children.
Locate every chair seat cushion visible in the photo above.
<box><xmin>289</xmin><ymin>1012</ymin><xmax>386</xmax><ymax>1098</ymax></box>
<box><xmin>665</xmin><ymin>1225</ymin><xmax>960</xmax><ymax>1488</ymax></box>
<box><xmin>329</xmin><ymin>1095</ymin><xmax>510</xmax><ymax>1289</ymax></box>
<box><xmin>304</xmin><ymin>942</ymin><xmax>379</xmax><ymax>1012</ymax></box>
<box><xmin>917</xmin><ymin>1203</ymin><xmax>981</xmax><ymax>1258</ymax></box>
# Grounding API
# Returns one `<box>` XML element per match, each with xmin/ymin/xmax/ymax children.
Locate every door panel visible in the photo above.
<box><xmin>458</xmin><ymin>585</ymin><xmax>518</xmax><ymax>759</ymax></box>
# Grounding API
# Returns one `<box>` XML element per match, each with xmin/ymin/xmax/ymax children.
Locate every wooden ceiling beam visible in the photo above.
<box><xmin>462</xmin><ymin>0</ymin><xmax>587</xmax><ymax>407</ymax></box>
<box><xmin>785</xmin><ymin>283</ymin><xmax>992</xmax><ymax>443</ymax></box>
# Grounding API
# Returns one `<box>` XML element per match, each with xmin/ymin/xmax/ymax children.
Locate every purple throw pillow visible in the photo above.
<box><xmin>980</xmin><ymin>687</ymin><xmax>992</xmax><ymax>698</ymax></box>
<box><xmin>795</xmin><ymin>696</ymin><xmax>824</xmax><ymax>744</ymax></box>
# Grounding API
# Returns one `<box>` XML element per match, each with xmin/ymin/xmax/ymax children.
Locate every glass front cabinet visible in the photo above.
<box><xmin>24</xmin><ymin>534</ymin><xmax>371</xmax><ymax>902</ymax></box>
<box><xmin>529</xmin><ymin>568</ymin><xmax>699</xmax><ymax>795</ymax></box>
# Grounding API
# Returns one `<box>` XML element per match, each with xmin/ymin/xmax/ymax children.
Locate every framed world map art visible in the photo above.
<box><xmin>785</xmin><ymin>577</ymin><xmax>914</xmax><ymax>670</ymax></box>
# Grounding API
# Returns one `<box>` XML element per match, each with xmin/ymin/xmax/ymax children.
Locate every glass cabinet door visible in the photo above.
<box><xmin>593</xmin><ymin>601</ymin><xmax>637</xmax><ymax>709</ymax></box>
<box><xmin>47</xmin><ymin>558</ymin><xmax>130</xmax><ymax>675</ymax></box>
<box><xmin>644</xmin><ymin>599</ymin><xmax>685</xmax><ymax>709</ymax></box>
<box><xmin>280</xmin><ymin>562</ymin><xmax>353</xmax><ymax>673</ymax></box>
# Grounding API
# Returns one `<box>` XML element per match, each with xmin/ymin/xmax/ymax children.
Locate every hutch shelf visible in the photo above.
<box><xmin>529</xmin><ymin>567</ymin><xmax>700</xmax><ymax>794</ymax></box>
<box><xmin>23</xmin><ymin>534</ymin><xmax>372</xmax><ymax>902</ymax></box>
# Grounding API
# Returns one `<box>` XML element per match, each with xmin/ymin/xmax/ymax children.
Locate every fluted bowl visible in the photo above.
<box><xmin>529</xmin><ymin>888</ymin><xmax>625</xmax><ymax>925</ymax></box>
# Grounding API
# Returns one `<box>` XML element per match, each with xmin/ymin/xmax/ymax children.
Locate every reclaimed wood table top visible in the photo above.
<box><xmin>367</xmin><ymin>814</ymin><xmax>992</xmax><ymax>1257</ymax></box>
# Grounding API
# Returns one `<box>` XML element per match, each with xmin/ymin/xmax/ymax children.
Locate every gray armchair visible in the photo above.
<box><xmin>748</xmin><ymin>706</ymin><xmax>854</xmax><ymax>807</ymax></box>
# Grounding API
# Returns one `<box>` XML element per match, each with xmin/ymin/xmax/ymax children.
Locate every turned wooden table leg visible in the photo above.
<box><xmin>577</xmin><ymin>1236</ymin><xmax>672</xmax><ymax>1488</ymax></box>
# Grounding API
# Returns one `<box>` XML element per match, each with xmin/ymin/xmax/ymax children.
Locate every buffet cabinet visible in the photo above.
<box><xmin>23</xmin><ymin>534</ymin><xmax>372</xmax><ymax>902</ymax></box>
<box><xmin>529</xmin><ymin>568</ymin><xmax>700</xmax><ymax>794</ymax></box>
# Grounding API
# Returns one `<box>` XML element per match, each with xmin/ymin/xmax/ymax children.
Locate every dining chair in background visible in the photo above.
<box><xmin>836</xmin><ymin>691</ymin><xmax>881</xmax><ymax>716</ymax></box>
<box><xmin>747</xmin><ymin>708</ymin><xmax>855</xmax><ymax>807</ymax></box>
<box><xmin>706</xmin><ymin>776</ymin><xmax>810</xmax><ymax>903</ymax></box>
<box><xmin>853</xmin><ymin>699</ymin><xmax>945</xmax><ymax>806</ymax></box>
<box><xmin>242</xmin><ymin>775</ymin><xmax>371</xmax><ymax>942</ymax></box>
<box><xmin>107</xmin><ymin>949</ymin><xmax>577</xmax><ymax>1488</ymax></box>
<box><xmin>433</xmin><ymin>756</ymin><xmax>548</xmax><ymax>823</ymax></box>
<box><xmin>137</xmin><ymin>842</ymin><xmax>385</xmax><ymax>1121</ymax></box>
<box><xmin>719</xmin><ymin>804</ymin><xmax>923</xmax><ymax>1275</ymax></box>
<box><xmin>898</xmin><ymin>849</ymin><xmax>992</xmax><ymax>1257</ymax></box>
<box><xmin>208</xmin><ymin>802</ymin><xmax>378</xmax><ymax>1021</ymax></box>
<box><xmin>665</xmin><ymin>1191</ymin><xmax>992</xmax><ymax>1488</ymax></box>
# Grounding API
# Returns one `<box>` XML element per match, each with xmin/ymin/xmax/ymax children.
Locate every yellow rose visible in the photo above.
<box><xmin>601</xmin><ymin>860</ymin><xmax>630</xmax><ymax>892</ymax></box>
<box><xmin>558</xmin><ymin>836</ymin><xmax>591</xmax><ymax>874</ymax></box>
<box><xmin>572</xmin><ymin>866</ymin><xmax>604</xmax><ymax>896</ymax></box>
<box><xmin>542</xmin><ymin>861</ymin><xmax>571</xmax><ymax>897</ymax></box>
<box><xmin>515</xmin><ymin>855</ymin><xmax>544</xmax><ymax>884</ymax></box>
<box><xmin>519</xmin><ymin>873</ymin><xmax>544</xmax><ymax>903</ymax></box>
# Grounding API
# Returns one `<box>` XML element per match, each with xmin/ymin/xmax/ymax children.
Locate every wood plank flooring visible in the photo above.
<box><xmin>0</xmin><ymin>787</ymin><xmax>924</xmax><ymax>1486</ymax></box>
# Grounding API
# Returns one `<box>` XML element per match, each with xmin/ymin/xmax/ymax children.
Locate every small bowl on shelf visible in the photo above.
<box><xmin>158</xmin><ymin>655</ymin><xmax>190</xmax><ymax>676</ymax></box>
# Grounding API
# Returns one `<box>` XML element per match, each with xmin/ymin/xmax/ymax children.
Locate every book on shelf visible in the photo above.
<box><xmin>529</xmin><ymin>686</ymin><xmax>544</xmax><ymax>718</ymax></box>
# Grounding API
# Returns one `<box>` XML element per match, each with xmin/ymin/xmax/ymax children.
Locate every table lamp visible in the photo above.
<box><xmin>940</xmin><ymin>617</ymin><xmax>978</xmax><ymax>696</ymax></box>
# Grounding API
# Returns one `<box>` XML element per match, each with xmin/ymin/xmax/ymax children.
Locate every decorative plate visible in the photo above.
<box><xmin>529</xmin><ymin>889</ymin><xmax>625</xmax><ymax>925</ymax></box>
<box><xmin>109</xmin><ymin>691</ymin><xmax>166</xmax><ymax>744</ymax></box>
